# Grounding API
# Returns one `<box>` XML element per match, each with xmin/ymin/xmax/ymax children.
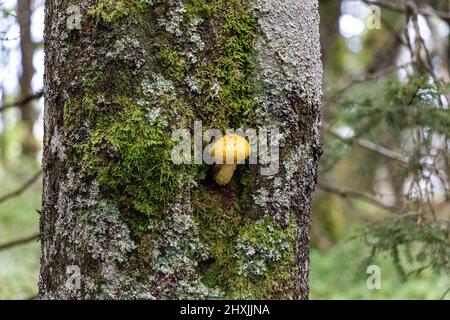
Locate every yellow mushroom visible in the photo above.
<box><xmin>211</xmin><ymin>134</ymin><xmax>251</xmax><ymax>185</ymax></box>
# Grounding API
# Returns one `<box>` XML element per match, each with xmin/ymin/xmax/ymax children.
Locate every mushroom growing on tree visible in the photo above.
<box><xmin>211</xmin><ymin>134</ymin><xmax>251</xmax><ymax>185</ymax></box>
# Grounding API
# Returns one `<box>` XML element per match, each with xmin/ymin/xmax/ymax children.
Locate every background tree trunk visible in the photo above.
<box><xmin>17</xmin><ymin>0</ymin><xmax>39</xmax><ymax>158</ymax></box>
<box><xmin>319</xmin><ymin>0</ymin><xmax>341</xmax><ymax>64</ymax></box>
<box><xmin>40</xmin><ymin>0</ymin><xmax>322</xmax><ymax>300</ymax></box>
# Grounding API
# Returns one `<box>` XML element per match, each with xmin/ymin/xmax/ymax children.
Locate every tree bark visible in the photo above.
<box><xmin>40</xmin><ymin>0</ymin><xmax>322</xmax><ymax>299</ymax></box>
<box><xmin>17</xmin><ymin>0</ymin><xmax>39</xmax><ymax>157</ymax></box>
<box><xmin>319</xmin><ymin>0</ymin><xmax>341</xmax><ymax>64</ymax></box>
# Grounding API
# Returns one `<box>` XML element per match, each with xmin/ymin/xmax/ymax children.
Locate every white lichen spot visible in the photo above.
<box><xmin>185</xmin><ymin>52</ymin><xmax>198</xmax><ymax>64</ymax></box>
<box><xmin>185</xmin><ymin>76</ymin><xmax>201</xmax><ymax>93</ymax></box>
<box><xmin>189</xmin><ymin>16</ymin><xmax>204</xmax><ymax>28</ymax></box>
<box><xmin>105</xmin><ymin>37</ymin><xmax>145</xmax><ymax>73</ymax></box>
<box><xmin>210</xmin><ymin>80</ymin><xmax>221</xmax><ymax>97</ymax></box>
<box><xmin>146</xmin><ymin>107</ymin><xmax>162</xmax><ymax>125</ymax></box>
<box><xmin>189</xmin><ymin>33</ymin><xmax>205</xmax><ymax>51</ymax></box>
<box><xmin>253</xmin><ymin>187</ymin><xmax>269</xmax><ymax>207</ymax></box>
<box><xmin>159</xmin><ymin>2</ymin><xmax>186</xmax><ymax>37</ymax></box>
<box><xmin>142</xmin><ymin>74</ymin><xmax>176</xmax><ymax>101</ymax></box>
<box><xmin>140</xmin><ymin>0</ymin><xmax>154</xmax><ymax>5</ymax></box>
<box><xmin>50</xmin><ymin>127</ymin><xmax>66</xmax><ymax>161</ymax></box>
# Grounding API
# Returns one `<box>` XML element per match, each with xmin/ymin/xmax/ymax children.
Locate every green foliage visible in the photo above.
<box><xmin>310</xmin><ymin>229</ymin><xmax>450</xmax><ymax>300</ymax></box>
<box><xmin>359</xmin><ymin>216</ymin><xmax>449</xmax><ymax>281</ymax></box>
<box><xmin>323</xmin><ymin>64</ymin><xmax>450</xmax><ymax>292</ymax></box>
<box><xmin>0</xmin><ymin>168</ymin><xmax>41</xmax><ymax>299</ymax></box>
<box><xmin>340</xmin><ymin>77</ymin><xmax>450</xmax><ymax>137</ymax></box>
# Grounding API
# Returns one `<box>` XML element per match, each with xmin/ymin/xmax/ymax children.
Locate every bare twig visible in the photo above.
<box><xmin>0</xmin><ymin>233</ymin><xmax>39</xmax><ymax>251</ymax></box>
<box><xmin>324</xmin><ymin>64</ymin><xmax>412</xmax><ymax>109</ymax></box>
<box><xmin>0</xmin><ymin>90</ymin><xmax>43</xmax><ymax>113</ymax></box>
<box><xmin>360</xmin><ymin>0</ymin><xmax>450</xmax><ymax>23</ymax></box>
<box><xmin>318</xmin><ymin>181</ymin><xmax>403</xmax><ymax>214</ymax></box>
<box><xmin>406</xmin><ymin>264</ymin><xmax>431</xmax><ymax>279</ymax></box>
<box><xmin>441</xmin><ymin>287</ymin><xmax>450</xmax><ymax>300</ymax></box>
<box><xmin>322</xmin><ymin>122</ymin><xmax>410</xmax><ymax>164</ymax></box>
<box><xmin>0</xmin><ymin>171</ymin><xmax>42</xmax><ymax>203</ymax></box>
<box><xmin>325</xmin><ymin>63</ymin><xmax>411</xmax><ymax>100</ymax></box>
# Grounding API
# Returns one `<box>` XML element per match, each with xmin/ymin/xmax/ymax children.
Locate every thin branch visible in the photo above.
<box><xmin>360</xmin><ymin>0</ymin><xmax>450</xmax><ymax>23</ymax></box>
<box><xmin>0</xmin><ymin>90</ymin><xmax>43</xmax><ymax>113</ymax></box>
<box><xmin>0</xmin><ymin>171</ymin><xmax>42</xmax><ymax>203</ymax></box>
<box><xmin>380</xmin><ymin>14</ymin><xmax>407</xmax><ymax>47</ymax></box>
<box><xmin>441</xmin><ymin>287</ymin><xmax>450</xmax><ymax>300</ymax></box>
<box><xmin>322</xmin><ymin>122</ymin><xmax>410</xmax><ymax>164</ymax></box>
<box><xmin>324</xmin><ymin>63</ymin><xmax>411</xmax><ymax>104</ymax></box>
<box><xmin>349</xmin><ymin>63</ymin><xmax>410</xmax><ymax>84</ymax></box>
<box><xmin>0</xmin><ymin>233</ymin><xmax>39</xmax><ymax>251</ymax></box>
<box><xmin>406</xmin><ymin>264</ymin><xmax>431</xmax><ymax>279</ymax></box>
<box><xmin>317</xmin><ymin>181</ymin><xmax>403</xmax><ymax>214</ymax></box>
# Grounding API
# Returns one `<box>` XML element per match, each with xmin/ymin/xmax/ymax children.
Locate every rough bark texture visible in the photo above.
<box><xmin>40</xmin><ymin>0</ymin><xmax>322</xmax><ymax>299</ymax></box>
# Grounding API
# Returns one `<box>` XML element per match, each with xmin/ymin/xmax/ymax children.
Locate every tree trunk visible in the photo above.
<box><xmin>40</xmin><ymin>0</ymin><xmax>322</xmax><ymax>299</ymax></box>
<box><xmin>319</xmin><ymin>0</ymin><xmax>341</xmax><ymax>65</ymax></box>
<box><xmin>17</xmin><ymin>0</ymin><xmax>39</xmax><ymax>158</ymax></box>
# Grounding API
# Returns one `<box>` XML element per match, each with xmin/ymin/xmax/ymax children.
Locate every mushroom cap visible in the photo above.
<box><xmin>211</xmin><ymin>134</ymin><xmax>251</xmax><ymax>164</ymax></box>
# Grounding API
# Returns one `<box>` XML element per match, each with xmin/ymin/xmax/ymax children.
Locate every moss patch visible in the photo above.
<box><xmin>79</xmin><ymin>98</ymin><xmax>196</xmax><ymax>235</ymax></box>
<box><xmin>88</xmin><ymin>0</ymin><xmax>141</xmax><ymax>24</ymax></box>
<box><xmin>149</xmin><ymin>0</ymin><xmax>259</xmax><ymax>130</ymax></box>
<box><xmin>187</xmin><ymin>0</ymin><xmax>259</xmax><ymax>129</ymax></box>
<box><xmin>227</xmin><ymin>215</ymin><xmax>298</xmax><ymax>299</ymax></box>
<box><xmin>192</xmin><ymin>185</ymin><xmax>298</xmax><ymax>299</ymax></box>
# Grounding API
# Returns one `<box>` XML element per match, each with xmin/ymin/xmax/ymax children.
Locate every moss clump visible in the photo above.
<box><xmin>63</xmin><ymin>95</ymin><xmax>97</xmax><ymax>131</ymax></box>
<box><xmin>187</xmin><ymin>0</ymin><xmax>259</xmax><ymax>129</ymax></box>
<box><xmin>155</xmin><ymin>47</ymin><xmax>189</xmax><ymax>81</ymax></box>
<box><xmin>80</xmin><ymin>97</ymin><xmax>195</xmax><ymax>234</ymax></box>
<box><xmin>88</xmin><ymin>0</ymin><xmax>141</xmax><ymax>23</ymax></box>
<box><xmin>192</xmin><ymin>186</ymin><xmax>241</xmax><ymax>257</ymax></box>
<box><xmin>148</xmin><ymin>0</ymin><xmax>259</xmax><ymax>130</ymax></box>
<box><xmin>193</xmin><ymin>186</ymin><xmax>297</xmax><ymax>298</ymax></box>
<box><xmin>227</xmin><ymin>215</ymin><xmax>298</xmax><ymax>299</ymax></box>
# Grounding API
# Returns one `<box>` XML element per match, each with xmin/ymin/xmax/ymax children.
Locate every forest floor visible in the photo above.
<box><xmin>0</xmin><ymin>166</ymin><xmax>448</xmax><ymax>300</ymax></box>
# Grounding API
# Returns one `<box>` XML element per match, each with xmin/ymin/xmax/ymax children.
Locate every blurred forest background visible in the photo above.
<box><xmin>0</xmin><ymin>0</ymin><xmax>449</xmax><ymax>299</ymax></box>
